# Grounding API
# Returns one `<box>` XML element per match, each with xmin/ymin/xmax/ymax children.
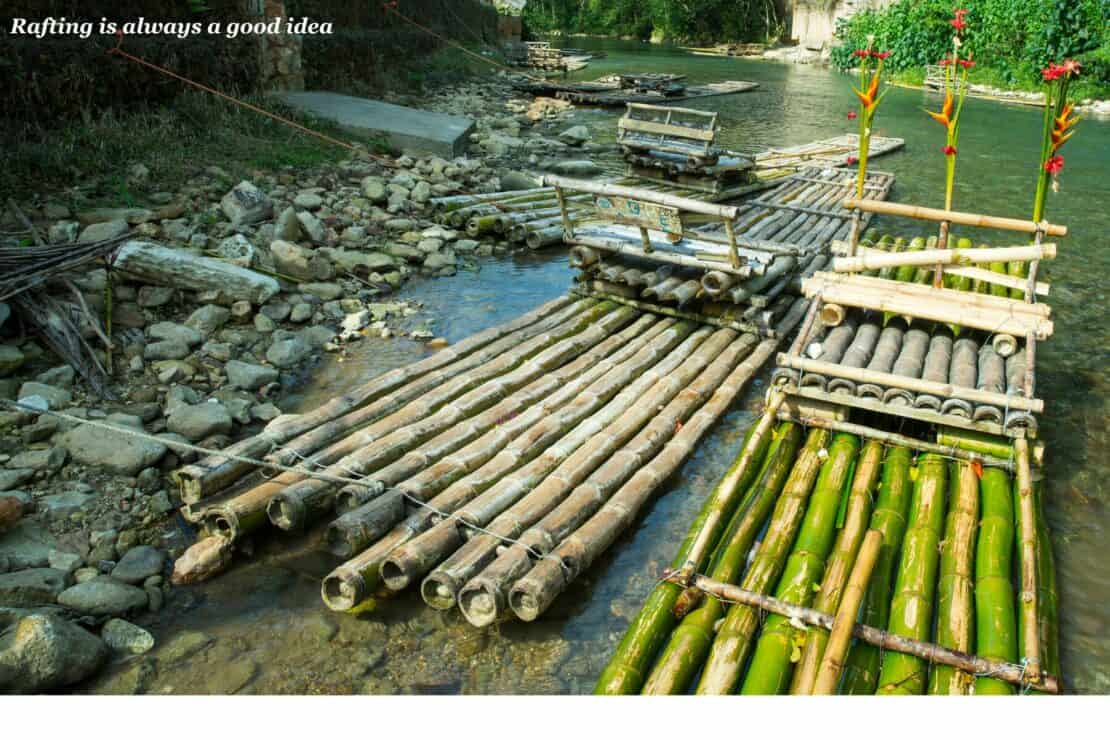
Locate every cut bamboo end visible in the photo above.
<box><xmin>818</xmin><ymin>303</ymin><xmax>846</xmax><ymax>327</ymax></box>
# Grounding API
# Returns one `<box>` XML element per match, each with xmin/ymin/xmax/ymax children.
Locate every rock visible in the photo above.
<box><xmin>362</xmin><ymin>177</ymin><xmax>387</xmax><ymax>203</ymax></box>
<box><xmin>215</xmin><ymin>234</ymin><xmax>257</xmax><ymax>267</ymax></box>
<box><xmin>0</xmin><ymin>520</ymin><xmax>55</xmax><ymax>571</ymax></box>
<box><xmin>18</xmin><ymin>382</ymin><xmax>72</xmax><ymax>409</ymax></box>
<box><xmin>417</xmin><ymin>238</ymin><xmax>443</xmax><ymax>254</ymax></box>
<box><xmin>266</xmin><ymin>336</ymin><xmax>312</xmax><ymax>368</ymax></box>
<box><xmin>557</xmin><ymin>125</ymin><xmax>591</xmax><ymax>146</ymax></box>
<box><xmin>270</xmin><ymin>239</ymin><xmax>316</xmax><ymax>281</ymax></box>
<box><xmin>220</xmin><ymin>181</ymin><xmax>273</xmax><ymax>226</ymax></box>
<box><xmin>111</xmin><ymin>546</ymin><xmax>164</xmax><ymax>585</ymax></box>
<box><xmin>327</xmin><ymin>249</ymin><xmax>397</xmax><ymax>275</ymax></box>
<box><xmin>275</xmin><ymin>206</ymin><xmax>303</xmax><ymax>240</ymax></box>
<box><xmin>137</xmin><ymin>285</ymin><xmax>175</xmax><ymax>308</ymax></box>
<box><xmin>411</xmin><ymin>181</ymin><xmax>432</xmax><ymax>203</ymax></box>
<box><xmin>167</xmin><ymin>402</ymin><xmax>233</xmax><ymax>442</ymax></box>
<box><xmin>0</xmin><ymin>469</ymin><xmax>35</xmax><ymax>492</ymax></box>
<box><xmin>499</xmin><ymin>171</ymin><xmax>540</xmax><ymax>191</ymax></box>
<box><xmin>57</xmin><ymin>576</ymin><xmax>149</xmax><ymax>616</ymax></box>
<box><xmin>0</xmin><ymin>345</ymin><xmax>25</xmax><ymax>377</ymax></box>
<box><xmin>78</xmin><ymin>219</ymin><xmax>129</xmax><ymax>244</ymax></box>
<box><xmin>250</xmin><ymin>403</ymin><xmax>281</xmax><ymax>422</ymax></box>
<box><xmin>35</xmin><ymin>365</ymin><xmax>75</xmax><ymax>388</ymax></box>
<box><xmin>0</xmin><ymin>613</ymin><xmax>108</xmax><ymax>693</ymax></box>
<box><xmin>143</xmin><ymin>340</ymin><xmax>191</xmax><ymax>361</ymax></box>
<box><xmin>294</xmin><ymin>192</ymin><xmax>323</xmax><ymax>210</ymax></box>
<box><xmin>48</xmin><ymin>550</ymin><xmax>83</xmax><ymax>575</ymax></box>
<box><xmin>230</xmin><ymin>300</ymin><xmax>253</xmax><ymax>323</ymax></box>
<box><xmin>63</xmin><ymin>422</ymin><xmax>167</xmax><ymax>475</ymax></box>
<box><xmin>254</xmin><ymin>313</ymin><xmax>276</xmax><ymax>333</ymax></box>
<box><xmin>185</xmin><ymin>305</ymin><xmax>231</xmax><ymax>337</ymax></box>
<box><xmin>205</xmin><ymin>656</ymin><xmax>257</xmax><ymax>694</ymax></box>
<box><xmin>224</xmin><ymin>360</ymin><xmax>279</xmax><ymax>391</ymax></box>
<box><xmin>424</xmin><ymin>251</ymin><xmax>457</xmax><ymax>270</ymax></box>
<box><xmin>453</xmin><ymin>239</ymin><xmax>480</xmax><ymax>253</ymax></box>
<box><xmin>0</xmin><ymin>497</ymin><xmax>23</xmax><ymax>532</ymax></box>
<box><xmin>38</xmin><ymin>489</ymin><xmax>96</xmax><ymax>522</ymax></box>
<box><xmin>148</xmin><ymin>322</ymin><xmax>202</xmax><ymax>348</ymax></box>
<box><xmin>8</xmin><ymin>447</ymin><xmax>66</xmax><ymax>475</ymax></box>
<box><xmin>300</xmin><ymin>283</ymin><xmax>344</xmax><ymax>301</ymax></box>
<box><xmin>289</xmin><ymin>303</ymin><xmax>313</xmax><ymax>323</ymax></box>
<box><xmin>0</xmin><ymin>569</ymin><xmax>69</xmax><ymax>607</ymax></box>
<box><xmin>0</xmin><ymin>303</ymin><xmax>8</xmax><ymax>330</ymax></box>
<box><xmin>101</xmin><ymin>618</ymin><xmax>155</xmax><ymax>655</ymax></box>
<box><xmin>73</xmin><ymin>567</ymin><xmax>99</xmax><ymax>584</ymax></box>
<box><xmin>171</xmin><ymin>537</ymin><xmax>234</xmax><ymax>585</ymax></box>
<box><xmin>160</xmin><ymin>630</ymin><xmax>213</xmax><ymax>662</ymax></box>
<box><xmin>550</xmin><ymin>159</ymin><xmax>602</xmax><ymax>177</ymax></box>
<box><xmin>296</xmin><ymin>211</ymin><xmax>326</xmax><ymax>243</ymax></box>
<box><xmin>48</xmin><ymin>221</ymin><xmax>79</xmax><ymax>244</ymax></box>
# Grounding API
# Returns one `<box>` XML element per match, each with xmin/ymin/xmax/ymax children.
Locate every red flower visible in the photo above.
<box><xmin>853</xmin><ymin>49</ymin><xmax>870</xmax><ymax>59</ymax></box>
<box><xmin>1044</xmin><ymin>155</ymin><xmax>1064</xmax><ymax>174</ymax></box>
<box><xmin>847</xmin><ymin>156</ymin><xmax>858</xmax><ymax>165</ymax></box>
<box><xmin>958</xmin><ymin>58</ymin><xmax>975</xmax><ymax>69</ymax></box>
<box><xmin>951</xmin><ymin>18</ymin><xmax>967</xmax><ymax>31</ymax></box>
<box><xmin>1061</xmin><ymin>59</ymin><xmax>1082</xmax><ymax>76</ymax></box>
<box><xmin>874</xmin><ymin>51</ymin><xmax>892</xmax><ymax>60</ymax></box>
<box><xmin>939</xmin><ymin>57</ymin><xmax>952</xmax><ymax>66</ymax></box>
<box><xmin>847</xmin><ymin>110</ymin><xmax>858</xmax><ymax>120</ymax></box>
<box><xmin>1042</xmin><ymin>64</ymin><xmax>1065</xmax><ymax>82</ymax></box>
<box><xmin>942</xmin><ymin>145</ymin><xmax>957</xmax><ymax>156</ymax></box>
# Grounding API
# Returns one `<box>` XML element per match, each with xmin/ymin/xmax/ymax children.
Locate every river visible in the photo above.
<box><xmin>87</xmin><ymin>39</ymin><xmax>1109</xmax><ymax>695</ymax></box>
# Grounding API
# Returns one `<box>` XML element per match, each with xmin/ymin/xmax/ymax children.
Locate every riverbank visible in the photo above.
<box><xmin>0</xmin><ymin>67</ymin><xmax>627</xmax><ymax>692</ymax></box>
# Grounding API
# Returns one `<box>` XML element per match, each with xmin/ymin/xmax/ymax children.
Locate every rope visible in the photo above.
<box><xmin>0</xmin><ymin>398</ymin><xmax>555</xmax><ymax>562</ymax></box>
<box><xmin>104</xmin><ymin>31</ymin><xmax>396</xmax><ymax>166</ymax></box>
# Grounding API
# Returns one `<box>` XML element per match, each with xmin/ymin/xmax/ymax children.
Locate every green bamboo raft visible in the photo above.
<box><xmin>595</xmin><ymin>198</ymin><xmax>1065</xmax><ymax>695</ymax></box>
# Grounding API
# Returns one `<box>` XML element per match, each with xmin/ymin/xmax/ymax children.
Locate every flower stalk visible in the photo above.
<box><xmin>927</xmin><ymin>9</ymin><xmax>974</xmax><ymax>211</ymax></box>
<box><xmin>851</xmin><ymin>40</ymin><xmax>891</xmax><ymax>198</ymax></box>
<box><xmin>1032</xmin><ymin>60</ymin><xmax>1081</xmax><ymax>222</ymax></box>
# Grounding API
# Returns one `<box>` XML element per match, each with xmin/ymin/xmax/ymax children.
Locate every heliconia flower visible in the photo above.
<box><xmin>939</xmin><ymin>57</ymin><xmax>952</xmax><ymax>66</ymax></box>
<box><xmin>958</xmin><ymin>58</ymin><xmax>975</xmax><ymax>69</ymax></box>
<box><xmin>847</xmin><ymin>110</ymin><xmax>858</xmax><ymax>120</ymax></box>
<box><xmin>853</xmin><ymin>72</ymin><xmax>881</xmax><ymax>111</ymax></box>
<box><xmin>847</xmin><ymin>156</ymin><xmax>858</xmax><ymax>165</ymax></box>
<box><xmin>927</xmin><ymin>91</ymin><xmax>955</xmax><ymax>128</ymax></box>
<box><xmin>942</xmin><ymin>145</ymin><xmax>957</xmax><ymax>156</ymax></box>
<box><xmin>1050</xmin><ymin>103</ymin><xmax>1079</xmax><ymax>154</ymax></box>
<box><xmin>1061</xmin><ymin>59</ymin><xmax>1082</xmax><ymax>76</ymax></box>
<box><xmin>874</xmin><ymin>50</ymin><xmax>892</xmax><ymax>60</ymax></box>
<box><xmin>1044</xmin><ymin>155</ymin><xmax>1064</xmax><ymax>174</ymax></box>
<box><xmin>1042</xmin><ymin>64</ymin><xmax>1065</xmax><ymax>82</ymax></box>
<box><xmin>951</xmin><ymin>17</ymin><xmax>967</xmax><ymax>31</ymax></box>
<box><xmin>853</xmin><ymin>49</ymin><xmax>870</xmax><ymax>59</ymax></box>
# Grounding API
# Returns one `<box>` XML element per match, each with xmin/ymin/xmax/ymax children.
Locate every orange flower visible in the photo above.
<box><xmin>1051</xmin><ymin>102</ymin><xmax>1079</xmax><ymax>154</ymax></box>
<box><xmin>854</xmin><ymin>73</ymin><xmax>880</xmax><ymax>111</ymax></box>
<box><xmin>927</xmin><ymin>91</ymin><xmax>954</xmax><ymax>129</ymax></box>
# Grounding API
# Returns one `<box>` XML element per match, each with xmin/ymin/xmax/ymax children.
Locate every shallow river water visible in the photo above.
<box><xmin>88</xmin><ymin>39</ymin><xmax>1109</xmax><ymax>695</ymax></box>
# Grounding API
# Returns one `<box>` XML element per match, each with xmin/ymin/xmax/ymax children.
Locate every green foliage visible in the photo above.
<box><xmin>522</xmin><ymin>0</ymin><xmax>782</xmax><ymax>44</ymax></box>
<box><xmin>831</xmin><ymin>0</ymin><xmax>1106</xmax><ymax>90</ymax></box>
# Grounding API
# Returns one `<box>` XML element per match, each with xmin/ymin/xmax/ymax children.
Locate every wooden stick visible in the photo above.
<box><xmin>776</xmin><ymin>354</ymin><xmax>1044</xmax><ymax>413</ymax></box>
<box><xmin>842</xmin><ymin>199</ymin><xmax>1067</xmax><ymax>237</ymax></box>
<box><xmin>665</xmin><ymin>570</ymin><xmax>1060</xmax><ymax>693</ymax></box>
<box><xmin>541</xmin><ymin>175</ymin><xmax>740</xmax><ymax>220</ymax></box>
<box><xmin>818</xmin><ymin>303</ymin><xmax>846</xmax><ymax>327</ymax></box>
<box><xmin>832</xmin><ymin>244</ymin><xmax>1057</xmax><ymax>272</ymax></box>
<box><xmin>1014</xmin><ymin>438</ymin><xmax>1042</xmax><ymax>683</ymax></box>
<box><xmin>812</xmin><ymin>529</ymin><xmax>883</xmax><ymax>694</ymax></box>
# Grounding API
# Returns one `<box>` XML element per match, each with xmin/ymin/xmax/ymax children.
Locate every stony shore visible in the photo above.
<box><xmin>0</xmin><ymin>73</ymin><xmax>612</xmax><ymax>693</ymax></box>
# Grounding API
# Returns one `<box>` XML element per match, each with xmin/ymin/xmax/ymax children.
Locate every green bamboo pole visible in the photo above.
<box><xmin>1019</xmin><ymin>477</ymin><xmax>1060</xmax><ymax>691</ymax></box>
<box><xmin>640</xmin><ymin>422</ymin><xmax>804</xmax><ymax>694</ymax></box>
<box><xmin>790</xmin><ymin>439</ymin><xmax>883</xmax><ymax>694</ymax></box>
<box><xmin>974</xmin><ymin>467</ymin><xmax>1017</xmax><ymax>695</ymax></box>
<box><xmin>893</xmin><ymin>236</ymin><xmax>926</xmax><ymax>284</ymax></box>
<box><xmin>593</xmin><ymin>415</ymin><xmax>775</xmax><ymax>694</ymax></box>
<box><xmin>740</xmin><ymin>433</ymin><xmax>861</xmax><ymax>694</ymax></box>
<box><xmin>928</xmin><ymin>461</ymin><xmax>979</xmax><ymax>694</ymax></box>
<box><xmin>876</xmin><ymin>453</ymin><xmax>948</xmax><ymax>694</ymax></box>
<box><xmin>837</xmin><ymin>446</ymin><xmax>914</xmax><ymax>694</ymax></box>
<box><xmin>876</xmin><ymin>236</ymin><xmax>907</xmax><ymax>281</ymax></box>
<box><xmin>695</xmin><ymin>428</ymin><xmax>831</xmax><ymax>695</ymax></box>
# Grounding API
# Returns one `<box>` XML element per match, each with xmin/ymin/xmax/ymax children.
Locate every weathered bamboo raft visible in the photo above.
<box><xmin>595</xmin><ymin>197</ymin><xmax>1064</xmax><ymax>695</ymax></box>
<box><xmin>513</xmin><ymin>75</ymin><xmax>759</xmax><ymax>107</ymax></box>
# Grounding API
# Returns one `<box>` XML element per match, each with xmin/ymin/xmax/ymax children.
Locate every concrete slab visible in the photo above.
<box><xmin>278</xmin><ymin>91</ymin><xmax>474</xmax><ymax>158</ymax></box>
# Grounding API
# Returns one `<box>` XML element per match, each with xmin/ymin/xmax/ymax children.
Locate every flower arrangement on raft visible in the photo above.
<box><xmin>848</xmin><ymin>37</ymin><xmax>892</xmax><ymax>198</ymax></box>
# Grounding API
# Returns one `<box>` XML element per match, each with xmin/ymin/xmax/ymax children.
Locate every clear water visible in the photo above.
<box><xmin>86</xmin><ymin>39</ymin><xmax>1109</xmax><ymax>695</ymax></box>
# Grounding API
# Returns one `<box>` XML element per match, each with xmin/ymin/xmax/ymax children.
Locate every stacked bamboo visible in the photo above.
<box><xmin>595</xmin><ymin>411</ymin><xmax>1061</xmax><ymax>694</ymax></box>
<box><xmin>171</xmin><ymin>294</ymin><xmax>811</xmax><ymax>627</ymax></box>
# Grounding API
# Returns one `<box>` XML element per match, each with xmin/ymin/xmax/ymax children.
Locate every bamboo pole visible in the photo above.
<box><xmin>928</xmin><ymin>462</ymin><xmax>980</xmax><ymax>694</ymax></box>
<box><xmin>791</xmin><ymin>439</ymin><xmax>883</xmax><ymax>694</ymax></box>
<box><xmin>1019</xmin><ymin>477</ymin><xmax>1060</xmax><ymax>692</ymax></box>
<box><xmin>812</xmin><ymin>529</ymin><xmax>883</xmax><ymax>694</ymax></box>
<box><xmin>876</xmin><ymin>454</ymin><xmax>948</xmax><ymax>694</ymax></box>
<box><xmin>663</xmin><ymin>568</ymin><xmax>1058</xmax><ymax>693</ymax></box>
<box><xmin>741</xmin><ymin>433</ymin><xmax>862</xmax><ymax>694</ymax></box>
<box><xmin>594</xmin><ymin>417</ymin><xmax>784</xmax><ymax>695</ymax></box>
<box><xmin>1014</xmin><ymin>438</ymin><xmax>1042</xmax><ymax>684</ymax></box>
<box><xmin>777</xmin><ymin>354</ymin><xmax>1043</xmax><ymax>413</ymax></box>
<box><xmin>541</xmin><ymin>175</ymin><xmax>740</xmax><ymax>220</ymax></box>
<box><xmin>507</xmin><ymin>323</ymin><xmax>800</xmax><ymax>624</ymax></box>
<box><xmin>974</xmin><ymin>467</ymin><xmax>1018</xmax><ymax>694</ymax></box>
<box><xmin>842</xmin><ymin>199</ymin><xmax>1067</xmax><ymax>236</ymax></box>
<box><xmin>640</xmin><ymin>423</ymin><xmax>803</xmax><ymax>694</ymax></box>
<box><xmin>172</xmin><ymin>295</ymin><xmax>575</xmax><ymax>502</ymax></box>
<box><xmin>695</xmin><ymin>428</ymin><xmax>831</xmax><ymax>694</ymax></box>
<box><xmin>832</xmin><ymin>244</ymin><xmax>1056</xmax><ymax>272</ymax></box>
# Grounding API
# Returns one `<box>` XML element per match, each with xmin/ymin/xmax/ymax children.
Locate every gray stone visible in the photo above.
<box><xmin>0</xmin><ymin>520</ymin><xmax>56</xmax><ymax>571</ymax></box>
<box><xmin>39</xmin><ymin>490</ymin><xmax>96</xmax><ymax>522</ymax></box>
<box><xmin>266</xmin><ymin>337</ymin><xmax>312</xmax><ymax>368</ymax></box>
<box><xmin>166</xmin><ymin>402</ymin><xmax>233</xmax><ymax>442</ymax></box>
<box><xmin>276</xmin><ymin>206</ymin><xmax>303</xmax><ymax>240</ymax></box>
<box><xmin>57</xmin><ymin>576</ymin><xmax>148</xmax><ymax>616</ymax></box>
<box><xmin>111</xmin><ymin>546</ymin><xmax>163</xmax><ymax>585</ymax></box>
<box><xmin>73</xmin><ymin>567</ymin><xmax>99</xmax><ymax>584</ymax></box>
<box><xmin>224</xmin><ymin>360</ymin><xmax>279</xmax><ymax>391</ymax></box>
<box><xmin>260</xmin><ymin>302</ymin><xmax>291</xmax><ymax>322</ymax></box>
<box><xmin>63</xmin><ymin>422</ymin><xmax>166</xmax><ymax>475</ymax></box>
<box><xmin>270</xmin><ymin>239</ymin><xmax>316</xmax><ymax>281</ymax></box>
<box><xmin>253</xmin><ymin>313</ymin><xmax>276</xmax><ymax>333</ymax></box>
<box><xmin>411</xmin><ymin>181</ymin><xmax>432</xmax><ymax>203</ymax></box>
<box><xmin>48</xmin><ymin>550</ymin><xmax>83</xmax><ymax>574</ymax></box>
<box><xmin>453</xmin><ymin>239</ymin><xmax>480</xmax><ymax>253</ymax></box>
<box><xmin>0</xmin><ymin>569</ymin><xmax>69</xmax><ymax>607</ymax></box>
<box><xmin>250</xmin><ymin>403</ymin><xmax>281</xmax><ymax>422</ymax></box>
<box><xmin>78</xmin><ymin>219</ymin><xmax>128</xmax><ymax>244</ymax></box>
<box><xmin>137</xmin><ymin>285</ymin><xmax>175</xmax><ymax>308</ymax></box>
<box><xmin>216</xmin><ymin>234</ymin><xmax>256</xmax><ymax>267</ymax></box>
<box><xmin>149</xmin><ymin>322</ymin><xmax>203</xmax><ymax>347</ymax></box>
<box><xmin>294</xmin><ymin>192</ymin><xmax>323</xmax><ymax>210</ymax></box>
<box><xmin>557</xmin><ymin>125</ymin><xmax>591</xmax><ymax>146</ymax></box>
<box><xmin>184</xmin><ymin>305</ymin><xmax>231</xmax><ymax>337</ymax></box>
<box><xmin>327</xmin><ymin>249</ymin><xmax>396</xmax><ymax>274</ymax></box>
<box><xmin>220</xmin><ymin>181</ymin><xmax>273</xmax><ymax>227</ymax></box>
<box><xmin>362</xmin><ymin>177</ymin><xmax>387</xmax><ymax>203</ymax></box>
<box><xmin>143</xmin><ymin>339</ymin><xmax>191</xmax><ymax>361</ymax></box>
<box><xmin>550</xmin><ymin>159</ymin><xmax>602</xmax><ymax>177</ymax></box>
<box><xmin>101</xmin><ymin>618</ymin><xmax>154</xmax><ymax>655</ymax></box>
<box><xmin>0</xmin><ymin>613</ymin><xmax>108</xmax><ymax>693</ymax></box>
<box><xmin>499</xmin><ymin>171</ymin><xmax>539</xmax><ymax>191</ymax></box>
<box><xmin>289</xmin><ymin>303</ymin><xmax>314</xmax><ymax>323</ymax></box>
<box><xmin>7</xmin><ymin>447</ymin><xmax>66</xmax><ymax>474</ymax></box>
<box><xmin>18</xmin><ymin>382</ymin><xmax>72</xmax><ymax>409</ymax></box>
<box><xmin>159</xmin><ymin>630</ymin><xmax>213</xmax><ymax>662</ymax></box>
<box><xmin>296</xmin><ymin>211</ymin><xmax>326</xmax><ymax>243</ymax></box>
<box><xmin>0</xmin><ymin>345</ymin><xmax>25</xmax><ymax>377</ymax></box>
<box><xmin>0</xmin><ymin>469</ymin><xmax>34</xmax><ymax>492</ymax></box>
<box><xmin>299</xmin><ymin>282</ymin><xmax>344</xmax><ymax>301</ymax></box>
<box><xmin>48</xmin><ymin>220</ymin><xmax>79</xmax><ymax>244</ymax></box>
<box><xmin>35</xmin><ymin>365</ymin><xmax>75</xmax><ymax>388</ymax></box>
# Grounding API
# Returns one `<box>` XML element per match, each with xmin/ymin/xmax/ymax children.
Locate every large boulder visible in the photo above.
<box><xmin>57</xmin><ymin>576</ymin><xmax>148</xmax><ymax>617</ymax></box>
<box><xmin>62</xmin><ymin>422</ymin><xmax>167</xmax><ymax>476</ymax></box>
<box><xmin>220</xmin><ymin>181</ymin><xmax>273</xmax><ymax>226</ymax></box>
<box><xmin>0</xmin><ymin>613</ymin><xmax>108</xmax><ymax>693</ymax></box>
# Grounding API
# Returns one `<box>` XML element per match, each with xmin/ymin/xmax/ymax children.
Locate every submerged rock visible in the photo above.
<box><xmin>0</xmin><ymin>568</ymin><xmax>69</xmax><ymax>607</ymax></box>
<box><xmin>0</xmin><ymin>613</ymin><xmax>108</xmax><ymax>693</ymax></box>
<box><xmin>101</xmin><ymin>618</ymin><xmax>155</xmax><ymax>655</ymax></box>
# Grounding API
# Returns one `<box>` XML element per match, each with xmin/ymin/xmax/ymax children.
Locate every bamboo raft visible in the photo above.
<box><xmin>429</xmin><ymin>132</ymin><xmax>903</xmax><ymax>248</ymax></box>
<box><xmin>595</xmin><ymin>197</ymin><xmax>1064</xmax><ymax>695</ymax></box>
<box><xmin>513</xmin><ymin>75</ymin><xmax>760</xmax><ymax>107</ymax></box>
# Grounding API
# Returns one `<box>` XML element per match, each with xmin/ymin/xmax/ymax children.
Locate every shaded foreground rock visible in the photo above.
<box><xmin>0</xmin><ymin>613</ymin><xmax>108</xmax><ymax>693</ymax></box>
<box><xmin>57</xmin><ymin>576</ymin><xmax>148</xmax><ymax>617</ymax></box>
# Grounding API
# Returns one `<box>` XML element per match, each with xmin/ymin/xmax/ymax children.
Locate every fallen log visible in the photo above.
<box><xmin>113</xmin><ymin>240</ymin><xmax>280</xmax><ymax>305</ymax></box>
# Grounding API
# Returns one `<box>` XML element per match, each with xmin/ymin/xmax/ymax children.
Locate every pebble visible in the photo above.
<box><xmin>101</xmin><ymin>618</ymin><xmax>155</xmax><ymax>654</ymax></box>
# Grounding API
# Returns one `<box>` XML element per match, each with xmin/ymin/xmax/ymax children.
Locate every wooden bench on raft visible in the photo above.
<box><xmin>773</xmin><ymin>197</ymin><xmax>1067</xmax><ymax>440</ymax></box>
<box><xmin>617</xmin><ymin>103</ymin><xmax>754</xmax><ymax>193</ymax></box>
<box><xmin>525</xmin><ymin>42</ymin><xmax>567</xmax><ymax>74</ymax></box>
